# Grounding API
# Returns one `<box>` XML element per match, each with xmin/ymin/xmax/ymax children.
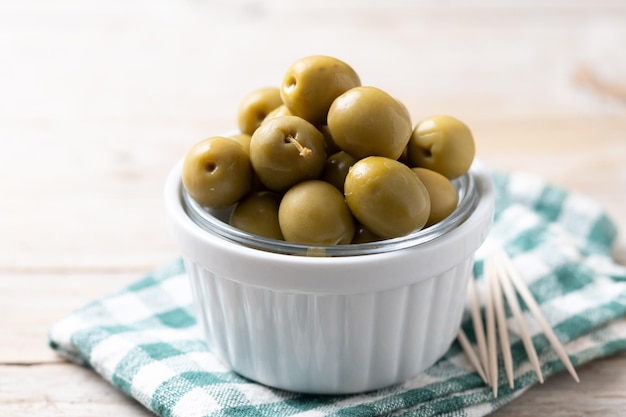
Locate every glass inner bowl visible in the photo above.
<box><xmin>182</xmin><ymin>171</ymin><xmax>479</xmax><ymax>257</ymax></box>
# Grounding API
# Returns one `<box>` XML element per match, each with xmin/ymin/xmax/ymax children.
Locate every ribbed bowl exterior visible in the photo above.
<box><xmin>185</xmin><ymin>255</ymin><xmax>474</xmax><ymax>394</ymax></box>
<box><xmin>165</xmin><ymin>158</ymin><xmax>495</xmax><ymax>394</ymax></box>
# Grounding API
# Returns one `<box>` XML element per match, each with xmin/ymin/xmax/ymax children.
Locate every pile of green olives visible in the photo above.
<box><xmin>182</xmin><ymin>55</ymin><xmax>476</xmax><ymax>246</ymax></box>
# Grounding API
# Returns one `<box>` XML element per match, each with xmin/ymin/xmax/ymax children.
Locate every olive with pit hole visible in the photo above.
<box><xmin>250</xmin><ymin>115</ymin><xmax>326</xmax><ymax>192</ymax></box>
<box><xmin>237</xmin><ymin>87</ymin><xmax>283</xmax><ymax>135</ymax></box>
<box><xmin>182</xmin><ymin>137</ymin><xmax>252</xmax><ymax>208</ymax></box>
<box><xmin>281</xmin><ymin>55</ymin><xmax>361</xmax><ymax>125</ymax></box>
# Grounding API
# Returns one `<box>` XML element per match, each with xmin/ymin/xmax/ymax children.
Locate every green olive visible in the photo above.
<box><xmin>351</xmin><ymin>223</ymin><xmax>383</xmax><ymax>244</ymax></box>
<box><xmin>231</xmin><ymin>134</ymin><xmax>266</xmax><ymax>193</ymax></box>
<box><xmin>250</xmin><ymin>115</ymin><xmax>326</xmax><ymax>192</ymax></box>
<box><xmin>262</xmin><ymin>104</ymin><xmax>291</xmax><ymax>124</ymax></box>
<box><xmin>229</xmin><ymin>133</ymin><xmax>252</xmax><ymax>154</ymax></box>
<box><xmin>328</xmin><ymin>86</ymin><xmax>412</xmax><ymax>160</ymax></box>
<box><xmin>182</xmin><ymin>137</ymin><xmax>252</xmax><ymax>208</ymax></box>
<box><xmin>237</xmin><ymin>87</ymin><xmax>283</xmax><ymax>135</ymax></box>
<box><xmin>280</xmin><ymin>55</ymin><xmax>361</xmax><ymax>125</ymax></box>
<box><xmin>230</xmin><ymin>191</ymin><xmax>284</xmax><ymax>240</ymax></box>
<box><xmin>344</xmin><ymin>156</ymin><xmax>430</xmax><ymax>238</ymax></box>
<box><xmin>412</xmin><ymin>167</ymin><xmax>458</xmax><ymax>226</ymax></box>
<box><xmin>279</xmin><ymin>180</ymin><xmax>355</xmax><ymax>245</ymax></box>
<box><xmin>321</xmin><ymin>151</ymin><xmax>358</xmax><ymax>192</ymax></box>
<box><xmin>317</xmin><ymin>124</ymin><xmax>341</xmax><ymax>155</ymax></box>
<box><xmin>406</xmin><ymin>115</ymin><xmax>475</xmax><ymax>179</ymax></box>
<box><xmin>398</xmin><ymin>145</ymin><xmax>410</xmax><ymax>166</ymax></box>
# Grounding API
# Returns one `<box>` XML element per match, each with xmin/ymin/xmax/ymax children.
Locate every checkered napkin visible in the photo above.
<box><xmin>49</xmin><ymin>170</ymin><xmax>626</xmax><ymax>417</ymax></box>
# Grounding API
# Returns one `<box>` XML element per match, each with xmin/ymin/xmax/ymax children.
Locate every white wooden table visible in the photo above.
<box><xmin>2</xmin><ymin>1</ymin><xmax>626</xmax><ymax>415</ymax></box>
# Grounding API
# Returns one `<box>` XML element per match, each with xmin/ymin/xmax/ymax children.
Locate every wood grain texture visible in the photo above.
<box><xmin>493</xmin><ymin>352</ymin><xmax>626</xmax><ymax>417</ymax></box>
<box><xmin>0</xmin><ymin>364</ymin><xmax>151</xmax><ymax>417</ymax></box>
<box><xmin>1</xmin><ymin>0</ymin><xmax>625</xmax><ymax>415</ymax></box>
<box><xmin>0</xmin><ymin>273</ymin><xmax>143</xmax><ymax>363</ymax></box>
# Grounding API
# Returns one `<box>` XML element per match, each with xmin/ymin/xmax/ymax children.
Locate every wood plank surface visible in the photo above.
<box><xmin>0</xmin><ymin>364</ymin><xmax>151</xmax><ymax>417</ymax></box>
<box><xmin>2</xmin><ymin>0</ymin><xmax>625</xmax><ymax>415</ymax></box>
<box><xmin>2</xmin><ymin>354</ymin><xmax>625</xmax><ymax>417</ymax></box>
<box><xmin>0</xmin><ymin>273</ymin><xmax>144</xmax><ymax>364</ymax></box>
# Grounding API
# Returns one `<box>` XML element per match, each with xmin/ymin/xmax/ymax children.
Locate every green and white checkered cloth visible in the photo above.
<box><xmin>49</xmin><ymin>170</ymin><xmax>626</xmax><ymax>417</ymax></box>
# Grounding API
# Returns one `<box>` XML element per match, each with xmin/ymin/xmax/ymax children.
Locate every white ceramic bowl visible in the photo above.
<box><xmin>164</xmin><ymin>159</ymin><xmax>495</xmax><ymax>394</ymax></box>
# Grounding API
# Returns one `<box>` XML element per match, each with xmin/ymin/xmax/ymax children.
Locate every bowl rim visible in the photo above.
<box><xmin>182</xmin><ymin>164</ymin><xmax>478</xmax><ymax>256</ymax></box>
<box><xmin>164</xmin><ymin>159</ymin><xmax>495</xmax><ymax>294</ymax></box>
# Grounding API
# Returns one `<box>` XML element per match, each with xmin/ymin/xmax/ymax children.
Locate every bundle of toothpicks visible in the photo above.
<box><xmin>458</xmin><ymin>247</ymin><xmax>580</xmax><ymax>398</ymax></box>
